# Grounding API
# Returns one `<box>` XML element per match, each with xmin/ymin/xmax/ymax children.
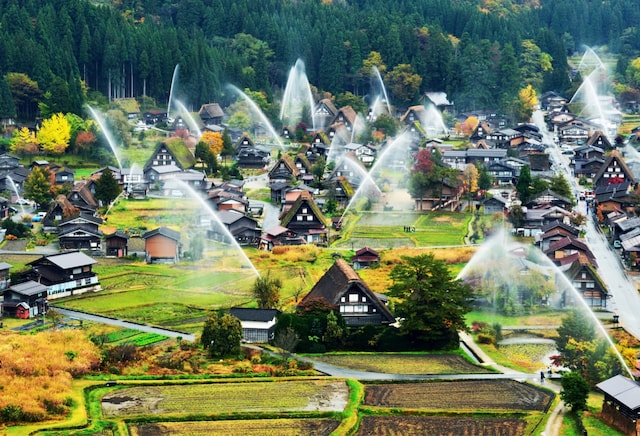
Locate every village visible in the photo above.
<box><xmin>0</xmin><ymin>81</ymin><xmax>639</xmax><ymax>434</ymax></box>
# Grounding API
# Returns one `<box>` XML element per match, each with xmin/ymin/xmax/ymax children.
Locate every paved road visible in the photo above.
<box><xmin>52</xmin><ymin>307</ymin><xmax>195</xmax><ymax>342</ymax></box>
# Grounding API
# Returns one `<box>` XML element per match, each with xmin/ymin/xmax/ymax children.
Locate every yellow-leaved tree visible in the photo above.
<box><xmin>10</xmin><ymin>127</ymin><xmax>39</xmax><ymax>156</ymax></box>
<box><xmin>199</xmin><ymin>131</ymin><xmax>224</xmax><ymax>157</ymax></box>
<box><xmin>37</xmin><ymin>113</ymin><xmax>71</xmax><ymax>155</ymax></box>
<box><xmin>516</xmin><ymin>84</ymin><xmax>538</xmax><ymax>123</ymax></box>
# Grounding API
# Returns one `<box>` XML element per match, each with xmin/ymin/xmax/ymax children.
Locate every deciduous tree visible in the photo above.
<box><xmin>252</xmin><ymin>273</ymin><xmax>281</xmax><ymax>309</ymax></box>
<box><xmin>200</xmin><ymin>312</ymin><xmax>243</xmax><ymax>358</ymax></box>
<box><xmin>37</xmin><ymin>113</ymin><xmax>71</xmax><ymax>155</ymax></box>
<box><xmin>560</xmin><ymin>371</ymin><xmax>590</xmax><ymax>412</ymax></box>
<box><xmin>23</xmin><ymin>166</ymin><xmax>52</xmax><ymax>208</ymax></box>
<box><xmin>9</xmin><ymin>127</ymin><xmax>39</xmax><ymax>156</ymax></box>
<box><xmin>389</xmin><ymin>254</ymin><xmax>472</xmax><ymax>349</ymax></box>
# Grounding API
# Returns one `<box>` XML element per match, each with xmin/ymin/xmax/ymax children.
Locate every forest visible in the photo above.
<box><xmin>2</xmin><ymin>0</ymin><xmax>640</xmax><ymax>122</ymax></box>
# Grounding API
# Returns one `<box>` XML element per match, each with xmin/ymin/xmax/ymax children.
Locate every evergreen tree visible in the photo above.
<box><xmin>560</xmin><ymin>371</ymin><xmax>590</xmax><ymax>412</ymax></box>
<box><xmin>94</xmin><ymin>168</ymin><xmax>122</xmax><ymax>205</ymax></box>
<box><xmin>0</xmin><ymin>76</ymin><xmax>16</xmax><ymax>119</ymax></box>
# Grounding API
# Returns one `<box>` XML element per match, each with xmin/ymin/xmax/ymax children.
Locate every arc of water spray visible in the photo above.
<box><xmin>173</xmin><ymin>179</ymin><xmax>260</xmax><ymax>278</ymax></box>
<box><xmin>168</xmin><ymin>64</ymin><xmax>180</xmax><ymax>119</ymax></box>
<box><xmin>372</xmin><ymin>66</ymin><xmax>392</xmax><ymax>116</ymax></box>
<box><xmin>280</xmin><ymin>59</ymin><xmax>316</xmax><ymax>131</ymax></box>
<box><xmin>227</xmin><ymin>84</ymin><xmax>284</xmax><ymax>150</ymax></box>
<box><xmin>86</xmin><ymin>105</ymin><xmax>123</xmax><ymax>171</ymax></box>
<box><xmin>457</xmin><ymin>229</ymin><xmax>636</xmax><ymax>380</ymax></box>
<box><xmin>175</xmin><ymin>100</ymin><xmax>203</xmax><ymax>140</ymax></box>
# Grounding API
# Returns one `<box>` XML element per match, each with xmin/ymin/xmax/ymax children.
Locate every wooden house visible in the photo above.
<box><xmin>585</xmin><ymin>130</ymin><xmax>613</xmax><ymax>151</ymax></box>
<box><xmin>314</xmin><ymin>99</ymin><xmax>338</xmax><ymax>131</ymax></box>
<box><xmin>210</xmin><ymin>210</ymin><xmax>261</xmax><ymax>246</ymax></box>
<box><xmin>352</xmin><ymin>247</ymin><xmax>380</xmax><ymax>270</ymax></box>
<box><xmin>0</xmin><ymin>262</ymin><xmax>11</xmax><ymax>291</ymax></box>
<box><xmin>597</xmin><ymin>375</ymin><xmax>640</xmax><ymax>436</ymax></box>
<box><xmin>234</xmin><ymin>135</ymin><xmax>271</xmax><ymax>168</ymax></box>
<box><xmin>331</xmin><ymin>177</ymin><xmax>355</xmax><ymax>209</ymax></box>
<box><xmin>198</xmin><ymin>103</ymin><xmax>225</xmax><ymax>126</ymax></box>
<box><xmin>486</xmin><ymin>161</ymin><xmax>518</xmax><ymax>186</ymax></box>
<box><xmin>330</xmin><ymin>106</ymin><xmax>357</xmax><ymax>134</ymax></box>
<box><xmin>482</xmin><ymin>195</ymin><xmax>508</xmax><ymax>215</ymax></box>
<box><xmin>544</xmin><ymin>236</ymin><xmax>597</xmax><ymax>267</ymax></box>
<box><xmin>229</xmin><ymin>308</ymin><xmax>280</xmax><ymax>343</ymax></box>
<box><xmin>536</xmin><ymin>221</ymin><xmax>580</xmax><ymax>251</ymax></box>
<box><xmin>105</xmin><ymin>231</ymin><xmax>129</xmax><ymax>257</ymax></box>
<box><xmin>593</xmin><ymin>150</ymin><xmax>636</xmax><ymax>188</ymax></box>
<box><xmin>594</xmin><ymin>182</ymin><xmax>636</xmax><ymax>215</ymax></box>
<box><xmin>42</xmin><ymin>195</ymin><xmax>80</xmax><ymax>233</ymax></box>
<box><xmin>413</xmin><ymin>180</ymin><xmax>463</xmax><ymax>212</ymax></box>
<box><xmin>305</xmin><ymin>133</ymin><xmax>330</xmax><ymax>162</ymax></box>
<box><xmin>0</xmin><ymin>153</ymin><xmax>20</xmax><ymax>172</ymax></box>
<box><xmin>145</xmin><ymin>140</ymin><xmax>196</xmax><ymax>171</ymax></box>
<box><xmin>25</xmin><ymin>251</ymin><xmax>99</xmax><ymax>299</ymax></box>
<box><xmin>299</xmin><ymin>258</ymin><xmax>395</xmax><ymax>326</ymax></box>
<box><xmin>53</xmin><ymin>167</ymin><xmax>75</xmax><ymax>185</ymax></box>
<box><xmin>68</xmin><ymin>181</ymin><xmax>98</xmax><ymax>213</ymax></box>
<box><xmin>2</xmin><ymin>281</ymin><xmax>48</xmax><ymax>319</ymax></box>
<box><xmin>142</xmin><ymin>227</ymin><xmax>181</xmax><ymax>264</ymax></box>
<box><xmin>259</xmin><ymin>225</ymin><xmax>305</xmax><ymax>250</ymax></box>
<box><xmin>563</xmin><ymin>256</ymin><xmax>608</xmax><ymax>308</ymax></box>
<box><xmin>525</xmin><ymin>189</ymin><xmax>573</xmax><ymax>211</ymax></box>
<box><xmin>57</xmin><ymin>213</ymin><xmax>103</xmax><ymax>250</ymax></box>
<box><xmin>279</xmin><ymin>190</ymin><xmax>328</xmax><ymax>245</ymax></box>
<box><xmin>269</xmin><ymin>154</ymin><xmax>300</xmax><ymax>183</ymax></box>
<box><xmin>0</xmin><ymin>196</ymin><xmax>9</xmax><ymax>219</ymax></box>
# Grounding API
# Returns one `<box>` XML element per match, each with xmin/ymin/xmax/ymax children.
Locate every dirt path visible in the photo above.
<box><xmin>542</xmin><ymin>401</ymin><xmax>566</xmax><ymax>436</ymax></box>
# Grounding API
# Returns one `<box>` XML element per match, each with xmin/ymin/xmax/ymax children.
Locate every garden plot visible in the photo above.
<box><xmin>355</xmin><ymin>416</ymin><xmax>526</xmax><ymax>436</ymax></box>
<box><xmin>130</xmin><ymin>418</ymin><xmax>341</xmax><ymax>435</ymax></box>
<box><xmin>102</xmin><ymin>380</ymin><xmax>349</xmax><ymax>417</ymax></box>
<box><xmin>364</xmin><ymin>380</ymin><xmax>553</xmax><ymax>411</ymax></box>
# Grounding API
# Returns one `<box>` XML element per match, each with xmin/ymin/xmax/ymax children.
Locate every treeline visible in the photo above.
<box><xmin>2</xmin><ymin>0</ymin><xmax>640</xmax><ymax>122</ymax></box>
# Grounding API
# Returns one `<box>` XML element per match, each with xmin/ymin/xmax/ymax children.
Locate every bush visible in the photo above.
<box><xmin>477</xmin><ymin>333</ymin><xmax>495</xmax><ymax>344</ymax></box>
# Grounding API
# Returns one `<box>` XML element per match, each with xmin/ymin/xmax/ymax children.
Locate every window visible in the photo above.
<box><xmin>340</xmin><ymin>297</ymin><xmax>345</xmax><ymax>302</ymax></box>
<box><xmin>297</xmin><ymin>215</ymin><xmax>303</xmax><ymax>221</ymax></box>
<box><xmin>307</xmin><ymin>215</ymin><xmax>313</xmax><ymax>221</ymax></box>
<box><xmin>349</xmin><ymin>294</ymin><xmax>359</xmax><ymax>303</ymax></box>
<box><xmin>586</xmin><ymin>282</ymin><xmax>595</xmax><ymax>288</ymax></box>
<box><xmin>302</xmin><ymin>208</ymin><xmax>308</xmax><ymax>214</ymax></box>
<box><xmin>362</xmin><ymin>296</ymin><xmax>367</xmax><ymax>302</ymax></box>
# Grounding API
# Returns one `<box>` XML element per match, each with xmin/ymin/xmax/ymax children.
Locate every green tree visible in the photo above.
<box><xmin>477</xmin><ymin>164</ymin><xmax>493</xmax><ymax>192</ymax></box>
<box><xmin>200</xmin><ymin>312</ymin><xmax>243</xmax><ymax>358</ymax></box>
<box><xmin>515</xmin><ymin>165</ymin><xmax>534</xmax><ymax>203</ymax></box>
<box><xmin>94</xmin><ymin>168</ymin><xmax>122</xmax><ymax>206</ymax></box>
<box><xmin>24</xmin><ymin>166</ymin><xmax>52</xmax><ymax>208</ymax></box>
<box><xmin>195</xmin><ymin>141</ymin><xmax>217</xmax><ymax>176</ymax></box>
<box><xmin>0</xmin><ymin>76</ymin><xmax>16</xmax><ymax>120</ymax></box>
<box><xmin>252</xmin><ymin>273</ymin><xmax>282</xmax><ymax>309</ymax></box>
<box><xmin>557</xmin><ymin>309</ymin><xmax>596</xmax><ymax>355</ymax></box>
<box><xmin>560</xmin><ymin>371</ymin><xmax>590</xmax><ymax>412</ymax></box>
<box><xmin>384</xmin><ymin>63</ymin><xmax>422</xmax><ymax>107</ymax></box>
<box><xmin>548</xmin><ymin>173</ymin><xmax>574</xmax><ymax>202</ymax></box>
<box><xmin>388</xmin><ymin>254</ymin><xmax>472</xmax><ymax>349</ymax></box>
<box><xmin>324</xmin><ymin>310</ymin><xmax>344</xmax><ymax>349</ymax></box>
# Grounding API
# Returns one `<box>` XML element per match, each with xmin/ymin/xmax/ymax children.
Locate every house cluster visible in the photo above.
<box><xmin>0</xmin><ymin>251</ymin><xmax>100</xmax><ymax>319</ymax></box>
<box><xmin>231</xmin><ymin>248</ymin><xmax>390</xmax><ymax>342</ymax></box>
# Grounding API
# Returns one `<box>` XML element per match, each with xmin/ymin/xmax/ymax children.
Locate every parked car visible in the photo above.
<box><xmin>31</xmin><ymin>212</ymin><xmax>46</xmax><ymax>222</ymax></box>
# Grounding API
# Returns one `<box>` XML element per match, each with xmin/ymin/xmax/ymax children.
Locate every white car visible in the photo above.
<box><xmin>16</xmin><ymin>198</ymin><xmax>31</xmax><ymax>205</ymax></box>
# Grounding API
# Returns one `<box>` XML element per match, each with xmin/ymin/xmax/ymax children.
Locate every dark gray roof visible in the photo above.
<box><xmin>0</xmin><ymin>262</ymin><xmax>12</xmax><ymax>270</ymax></box>
<box><xmin>229</xmin><ymin>307</ymin><xmax>280</xmax><ymax>322</ymax></box>
<box><xmin>32</xmin><ymin>251</ymin><xmax>97</xmax><ymax>269</ymax></box>
<box><xmin>597</xmin><ymin>375</ymin><xmax>640</xmax><ymax>411</ymax></box>
<box><xmin>142</xmin><ymin>226</ymin><xmax>181</xmax><ymax>241</ymax></box>
<box><xmin>9</xmin><ymin>280</ymin><xmax>48</xmax><ymax>296</ymax></box>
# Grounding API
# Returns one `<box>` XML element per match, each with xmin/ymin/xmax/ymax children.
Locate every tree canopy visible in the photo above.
<box><xmin>388</xmin><ymin>253</ymin><xmax>473</xmax><ymax>349</ymax></box>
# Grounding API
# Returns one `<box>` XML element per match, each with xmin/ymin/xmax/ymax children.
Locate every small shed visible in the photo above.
<box><xmin>597</xmin><ymin>374</ymin><xmax>640</xmax><ymax>435</ymax></box>
<box><xmin>2</xmin><ymin>281</ymin><xmax>48</xmax><ymax>318</ymax></box>
<box><xmin>105</xmin><ymin>231</ymin><xmax>130</xmax><ymax>257</ymax></box>
<box><xmin>352</xmin><ymin>247</ymin><xmax>380</xmax><ymax>269</ymax></box>
<box><xmin>229</xmin><ymin>308</ymin><xmax>280</xmax><ymax>343</ymax></box>
<box><xmin>142</xmin><ymin>227</ymin><xmax>181</xmax><ymax>264</ymax></box>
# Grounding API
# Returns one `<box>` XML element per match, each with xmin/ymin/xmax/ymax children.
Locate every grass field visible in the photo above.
<box><xmin>102</xmin><ymin>379</ymin><xmax>349</xmax><ymax>417</ymax></box>
<box><xmin>307</xmin><ymin>352</ymin><xmax>492</xmax><ymax>375</ymax></box>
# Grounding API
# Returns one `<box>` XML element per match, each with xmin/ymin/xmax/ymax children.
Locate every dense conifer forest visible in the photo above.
<box><xmin>2</xmin><ymin>0</ymin><xmax>640</xmax><ymax>120</ymax></box>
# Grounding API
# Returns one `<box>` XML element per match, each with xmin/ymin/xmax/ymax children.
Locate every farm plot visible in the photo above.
<box><xmin>355</xmin><ymin>416</ymin><xmax>526</xmax><ymax>436</ymax></box>
<box><xmin>130</xmin><ymin>418</ymin><xmax>341</xmax><ymax>436</ymax></box>
<box><xmin>364</xmin><ymin>380</ymin><xmax>553</xmax><ymax>411</ymax></box>
<box><xmin>309</xmin><ymin>353</ymin><xmax>491</xmax><ymax>375</ymax></box>
<box><xmin>102</xmin><ymin>380</ymin><xmax>349</xmax><ymax>417</ymax></box>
